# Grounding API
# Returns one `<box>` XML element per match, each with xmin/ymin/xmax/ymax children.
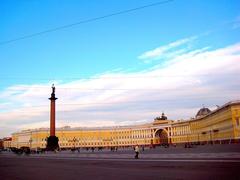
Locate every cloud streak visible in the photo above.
<box><xmin>138</xmin><ymin>36</ymin><xmax>197</xmax><ymax>62</ymax></box>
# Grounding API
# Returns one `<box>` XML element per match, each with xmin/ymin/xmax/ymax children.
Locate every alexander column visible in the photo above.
<box><xmin>46</xmin><ymin>84</ymin><xmax>59</xmax><ymax>151</ymax></box>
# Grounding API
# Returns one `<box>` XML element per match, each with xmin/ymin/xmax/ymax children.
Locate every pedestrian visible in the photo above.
<box><xmin>134</xmin><ymin>145</ymin><xmax>139</xmax><ymax>159</ymax></box>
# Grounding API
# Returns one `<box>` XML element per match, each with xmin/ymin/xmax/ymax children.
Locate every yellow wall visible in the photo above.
<box><xmin>232</xmin><ymin>104</ymin><xmax>240</xmax><ymax>138</ymax></box>
<box><xmin>11</xmin><ymin>128</ymin><xmax>155</xmax><ymax>149</ymax></box>
<box><xmin>3</xmin><ymin>140</ymin><xmax>11</xmax><ymax>149</ymax></box>
<box><xmin>171</xmin><ymin>103</ymin><xmax>240</xmax><ymax>144</ymax></box>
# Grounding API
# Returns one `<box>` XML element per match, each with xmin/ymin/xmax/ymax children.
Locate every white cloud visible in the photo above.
<box><xmin>0</xmin><ymin>40</ymin><xmax>240</xmax><ymax>137</ymax></box>
<box><xmin>138</xmin><ymin>36</ymin><xmax>197</xmax><ymax>62</ymax></box>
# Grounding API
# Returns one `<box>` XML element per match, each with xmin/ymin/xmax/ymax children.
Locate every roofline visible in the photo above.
<box><xmin>189</xmin><ymin>100</ymin><xmax>240</xmax><ymax>122</ymax></box>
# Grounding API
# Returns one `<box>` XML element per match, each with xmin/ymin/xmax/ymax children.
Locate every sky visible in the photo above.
<box><xmin>0</xmin><ymin>0</ymin><xmax>240</xmax><ymax>137</ymax></box>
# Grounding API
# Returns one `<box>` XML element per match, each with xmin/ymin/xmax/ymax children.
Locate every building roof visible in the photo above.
<box><xmin>195</xmin><ymin>107</ymin><xmax>211</xmax><ymax>118</ymax></box>
<box><xmin>3</xmin><ymin>137</ymin><xmax>12</xmax><ymax>141</ymax></box>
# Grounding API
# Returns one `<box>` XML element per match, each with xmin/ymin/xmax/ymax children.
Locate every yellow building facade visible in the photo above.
<box><xmin>8</xmin><ymin>100</ymin><xmax>240</xmax><ymax>150</ymax></box>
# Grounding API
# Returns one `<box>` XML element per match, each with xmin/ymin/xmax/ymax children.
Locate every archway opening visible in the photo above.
<box><xmin>155</xmin><ymin>129</ymin><xmax>168</xmax><ymax>145</ymax></box>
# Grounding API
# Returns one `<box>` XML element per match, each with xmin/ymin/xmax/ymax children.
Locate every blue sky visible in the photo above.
<box><xmin>0</xmin><ymin>0</ymin><xmax>240</xmax><ymax>137</ymax></box>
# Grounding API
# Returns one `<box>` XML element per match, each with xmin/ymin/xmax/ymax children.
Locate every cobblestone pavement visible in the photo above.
<box><xmin>1</xmin><ymin>145</ymin><xmax>240</xmax><ymax>180</ymax></box>
<box><xmin>1</xmin><ymin>145</ymin><xmax>240</xmax><ymax>159</ymax></box>
<box><xmin>24</xmin><ymin>152</ymin><xmax>240</xmax><ymax>159</ymax></box>
<box><xmin>1</xmin><ymin>152</ymin><xmax>240</xmax><ymax>180</ymax></box>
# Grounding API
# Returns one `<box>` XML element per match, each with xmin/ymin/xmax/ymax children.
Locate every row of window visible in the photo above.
<box><xmin>59</xmin><ymin>140</ymin><xmax>151</xmax><ymax>146</ymax></box>
<box><xmin>172</xmin><ymin>126</ymin><xmax>190</xmax><ymax>136</ymax></box>
<box><xmin>38</xmin><ymin>135</ymin><xmax>153</xmax><ymax>142</ymax></box>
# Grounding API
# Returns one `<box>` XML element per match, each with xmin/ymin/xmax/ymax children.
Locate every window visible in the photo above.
<box><xmin>236</xmin><ymin>117</ymin><xmax>240</xmax><ymax>126</ymax></box>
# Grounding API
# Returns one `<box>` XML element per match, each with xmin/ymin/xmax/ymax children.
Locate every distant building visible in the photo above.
<box><xmin>2</xmin><ymin>137</ymin><xmax>12</xmax><ymax>150</ymax></box>
<box><xmin>6</xmin><ymin>100</ymin><xmax>240</xmax><ymax>150</ymax></box>
<box><xmin>0</xmin><ymin>139</ymin><xmax>3</xmax><ymax>149</ymax></box>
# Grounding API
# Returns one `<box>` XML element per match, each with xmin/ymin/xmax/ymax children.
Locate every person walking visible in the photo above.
<box><xmin>134</xmin><ymin>145</ymin><xmax>140</xmax><ymax>159</ymax></box>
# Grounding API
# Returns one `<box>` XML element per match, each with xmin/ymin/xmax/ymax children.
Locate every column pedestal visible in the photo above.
<box><xmin>46</xmin><ymin>136</ymin><xmax>59</xmax><ymax>151</ymax></box>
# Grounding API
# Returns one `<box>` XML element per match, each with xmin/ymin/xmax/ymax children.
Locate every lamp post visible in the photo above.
<box><xmin>29</xmin><ymin>138</ymin><xmax>32</xmax><ymax>150</ymax></box>
<box><xmin>209</xmin><ymin>129</ymin><xmax>213</xmax><ymax>145</ymax></box>
<box><xmin>131</xmin><ymin>129</ymin><xmax>133</xmax><ymax>147</ymax></box>
<box><xmin>45</xmin><ymin>137</ymin><xmax>48</xmax><ymax>149</ymax></box>
<box><xmin>72</xmin><ymin>137</ymin><xmax>78</xmax><ymax>150</ymax></box>
<box><xmin>29</xmin><ymin>130</ymin><xmax>33</xmax><ymax>150</ymax></box>
<box><xmin>198</xmin><ymin>133</ymin><xmax>200</xmax><ymax>144</ymax></box>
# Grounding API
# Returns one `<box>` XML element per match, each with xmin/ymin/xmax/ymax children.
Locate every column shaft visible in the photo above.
<box><xmin>50</xmin><ymin>100</ymin><xmax>55</xmax><ymax>136</ymax></box>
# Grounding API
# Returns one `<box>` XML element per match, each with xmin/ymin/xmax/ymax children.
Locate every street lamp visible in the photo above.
<box><xmin>197</xmin><ymin>133</ymin><xmax>200</xmax><ymax>144</ymax></box>
<box><xmin>29</xmin><ymin>138</ymin><xmax>33</xmax><ymax>150</ymax></box>
<box><xmin>209</xmin><ymin>129</ymin><xmax>213</xmax><ymax>145</ymax></box>
<box><xmin>45</xmin><ymin>137</ymin><xmax>48</xmax><ymax>149</ymax></box>
<box><xmin>72</xmin><ymin>137</ymin><xmax>78</xmax><ymax>150</ymax></box>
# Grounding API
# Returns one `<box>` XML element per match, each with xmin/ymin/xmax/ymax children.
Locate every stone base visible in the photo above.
<box><xmin>46</xmin><ymin>136</ymin><xmax>59</xmax><ymax>151</ymax></box>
